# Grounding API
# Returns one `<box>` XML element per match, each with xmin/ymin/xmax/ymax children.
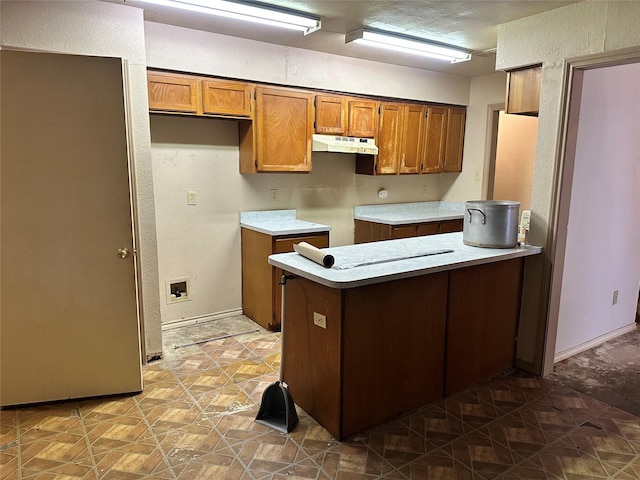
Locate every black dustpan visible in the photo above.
<box><xmin>255</xmin><ymin>275</ymin><xmax>298</xmax><ymax>433</ymax></box>
<box><xmin>255</xmin><ymin>380</ymin><xmax>299</xmax><ymax>433</ymax></box>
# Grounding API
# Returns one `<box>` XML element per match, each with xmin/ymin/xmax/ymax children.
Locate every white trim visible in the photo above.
<box><xmin>554</xmin><ymin>323</ymin><xmax>637</xmax><ymax>363</ymax></box>
<box><xmin>161</xmin><ymin>308</ymin><xmax>244</xmax><ymax>330</ymax></box>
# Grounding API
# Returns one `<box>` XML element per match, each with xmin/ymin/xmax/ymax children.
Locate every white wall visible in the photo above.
<box><xmin>496</xmin><ymin>0</ymin><xmax>640</xmax><ymax>371</ymax></box>
<box><xmin>145</xmin><ymin>22</ymin><xmax>507</xmax><ymax>325</ymax></box>
<box><xmin>554</xmin><ymin>62</ymin><xmax>640</xmax><ymax>358</ymax></box>
<box><xmin>0</xmin><ymin>1</ymin><xmax>163</xmax><ymax>357</ymax></box>
<box><xmin>443</xmin><ymin>71</ymin><xmax>508</xmax><ymax>202</ymax></box>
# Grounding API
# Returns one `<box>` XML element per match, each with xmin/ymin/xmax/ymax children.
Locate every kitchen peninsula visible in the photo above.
<box><xmin>269</xmin><ymin>232</ymin><xmax>541</xmax><ymax>440</ymax></box>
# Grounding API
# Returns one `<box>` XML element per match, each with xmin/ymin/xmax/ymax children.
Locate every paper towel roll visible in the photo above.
<box><xmin>293</xmin><ymin>242</ymin><xmax>335</xmax><ymax>268</ymax></box>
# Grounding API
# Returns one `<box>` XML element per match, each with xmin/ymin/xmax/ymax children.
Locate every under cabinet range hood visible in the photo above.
<box><xmin>312</xmin><ymin>134</ymin><xmax>378</xmax><ymax>155</ymax></box>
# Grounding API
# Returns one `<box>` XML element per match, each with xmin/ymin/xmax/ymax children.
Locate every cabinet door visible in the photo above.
<box><xmin>439</xmin><ymin>219</ymin><xmax>463</xmax><ymax>233</ymax></box>
<box><xmin>347</xmin><ymin>100</ymin><xmax>377</xmax><ymax>138</ymax></box>
<box><xmin>273</xmin><ymin>233</ymin><xmax>329</xmax><ymax>328</ymax></box>
<box><xmin>315</xmin><ymin>95</ymin><xmax>347</xmax><ymax>135</ymax></box>
<box><xmin>255</xmin><ymin>87</ymin><xmax>314</xmax><ymax>172</ymax></box>
<box><xmin>443</xmin><ymin>107</ymin><xmax>466</xmax><ymax>173</ymax></box>
<box><xmin>506</xmin><ymin>66</ymin><xmax>541</xmax><ymax>115</ymax></box>
<box><xmin>422</xmin><ymin>106</ymin><xmax>448</xmax><ymax>173</ymax></box>
<box><xmin>399</xmin><ymin>104</ymin><xmax>426</xmax><ymax>174</ymax></box>
<box><xmin>416</xmin><ymin>223</ymin><xmax>439</xmax><ymax>236</ymax></box>
<box><xmin>202</xmin><ymin>79</ymin><xmax>253</xmax><ymax>117</ymax></box>
<box><xmin>376</xmin><ymin>103</ymin><xmax>404</xmax><ymax>175</ymax></box>
<box><xmin>391</xmin><ymin>225</ymin><xmax>417</xmax><ymax>239</ymax></box>
<box><xmin>147</xmin><ymin>71</ymin><xmax>199</xmax><ymax>113</ymax></box>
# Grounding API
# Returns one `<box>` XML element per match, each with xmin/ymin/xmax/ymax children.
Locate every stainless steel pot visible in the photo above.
<box><xmin>463</xmin><ymin>200</ymin><xmax>520</xmax><ymax>248</ymax></box>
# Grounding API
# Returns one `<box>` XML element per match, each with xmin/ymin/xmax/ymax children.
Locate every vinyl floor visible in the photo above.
<box><xmin>2</xmin><ymin>316</ymin><xmax>640</xmax><ymax>479</ymax></box>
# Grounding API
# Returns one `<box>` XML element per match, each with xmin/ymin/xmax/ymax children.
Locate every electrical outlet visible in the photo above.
<box><xmin>474</xmin><ymin>169</ymin><xmax>481</xmax><ymax>182</ymax></box>
<box><xmin>612</xmin><ymin>290</ymin><xmax>619</xmax><ymax>305</ymax></box>
<box><xmin>313</xmin><ymin>312</ymin><xmax>327</xmax><ymax>329</ymax></box>
<box><xmin>270</xmin><ymin>188</ymin><xmax>278</xmax><ymax>201</ymax></box>
<box><xmin>422</xmin><ymin>185</ymin><xmax>428</xmax><ymax>196</ymax></box>
<box><xmin>187</xmin><ymin>191</ymin><xmax>197</xmax><ymax>205</ymax></box>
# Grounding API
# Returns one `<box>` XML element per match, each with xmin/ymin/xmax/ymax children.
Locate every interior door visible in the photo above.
<box><xmin>0</xmin><ymin>50</ymin><xmax>142</xmax><ymax>406</ymax></box>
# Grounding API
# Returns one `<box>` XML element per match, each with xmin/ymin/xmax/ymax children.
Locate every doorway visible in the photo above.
<box><xmin>543</xmin><ymin>51</ymin><xmax>640</xmax><ymax>375</ymax></box>
<box><xmin>489</xmin><ymin>111</ymin><xmax>538</xmax><ymax>212</ymax></box>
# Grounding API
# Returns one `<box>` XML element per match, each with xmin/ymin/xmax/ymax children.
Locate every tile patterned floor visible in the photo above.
<box><xmin>3</xmin><ymin>315</ymin><xmax>640</xmax><ymax>479</ymax></box>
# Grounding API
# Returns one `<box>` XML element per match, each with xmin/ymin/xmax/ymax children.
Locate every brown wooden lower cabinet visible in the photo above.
<box><xmin>282</xmin><ymin>257</ymin><xmax>524</xmax><ymax>440</ymax></box>
<box><xmin>354</xmin><ymin>218</ymin><xmax>463</xmax><ymax>244</ymax></box>
<box><xmin>241</xmin><ymin>228</ymin><xmax>329</xmax><ymax>331</ymax></box>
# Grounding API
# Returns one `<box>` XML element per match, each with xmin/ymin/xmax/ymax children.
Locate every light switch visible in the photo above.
<box><xmin>187</xmin><ymin>191</ymin><xmax>197</xmax><ymax>205</ymax></box>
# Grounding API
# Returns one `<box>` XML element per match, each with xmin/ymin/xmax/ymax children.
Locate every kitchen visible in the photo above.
<box><xmin>2</xmin><ymin>0</ymin><xmax>640</xmax><ymax>476</ymax></box>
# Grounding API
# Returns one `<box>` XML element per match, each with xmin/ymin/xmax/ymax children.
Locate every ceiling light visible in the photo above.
<box><xmin>345</xmin><ymin>28</ymin><xmax>471</xmax><ymax>63</ymax></box>
<box><xmin>137</xmin><ymin>0</ymin><xmax>321</xmax><ymax>34</ymax></box>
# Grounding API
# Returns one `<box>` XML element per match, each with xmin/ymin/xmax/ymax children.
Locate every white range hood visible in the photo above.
<box><xmin>312</xmin><ymin>134</ymin><xmax>378</xmax><ymax>155</ymax></box>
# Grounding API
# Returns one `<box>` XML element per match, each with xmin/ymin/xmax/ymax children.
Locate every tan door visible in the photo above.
<box><xmin>0</xmin><ymin>50</ymin><xmax>142</xmax><ymax>406</ymax></box>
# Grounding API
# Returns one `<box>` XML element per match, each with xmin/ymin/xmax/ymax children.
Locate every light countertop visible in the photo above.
<box><xmin>268</xmin><ymin>232</ymin><xmax>541</xmax><ymax>289</ymax></box>
<box><xmin>354</xmin><ymin>201</ymin><xmax>465</xmax><ymax>225</ymax></box>
<box><xmin>240</xmin><ymin>209</ymin><xmax>331</xmax><ymax>236</ymax></box>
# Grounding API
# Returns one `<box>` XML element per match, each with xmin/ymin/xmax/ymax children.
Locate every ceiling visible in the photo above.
<box><xmin>114</xmin><ymin>0</ymin><xmax>579</xmax><ymax>77</ymax></box>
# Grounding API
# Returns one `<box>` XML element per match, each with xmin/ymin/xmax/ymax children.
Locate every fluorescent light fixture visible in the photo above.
<box><xmin>345</xmin><ymin>28</ymin><xmax>471</xmax><ymax>63</ymax></box>
<box><xmin>137</xmin><ymin>0</ymin><xmax>321</xmax><ymax>34</ymax></box>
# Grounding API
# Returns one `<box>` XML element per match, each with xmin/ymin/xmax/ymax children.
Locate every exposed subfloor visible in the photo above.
<box><xmin>550</xmin><ymin>325</ymin><xmax>640</xmax><ymax>417</ymax></box>
<box><xmin>2</xmin><ymin>315</ymin><xmax>640</xmax><ymax>479</ymax></box>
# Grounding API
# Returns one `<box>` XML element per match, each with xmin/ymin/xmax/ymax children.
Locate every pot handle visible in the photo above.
<box><xmin>467</xmin><ymin>208</ymin><xmax>486</xmax><ymax>225</ymax></box>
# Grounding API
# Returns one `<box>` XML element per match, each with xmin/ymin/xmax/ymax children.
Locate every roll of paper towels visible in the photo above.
<box><xmin>293</xmin><ymin>242</ymin><xmax>335</xmax><ymax>268</ymax></box>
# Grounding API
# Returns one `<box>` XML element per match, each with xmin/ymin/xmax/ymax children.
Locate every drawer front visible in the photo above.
<box><xmin>416</xmin><ymin>223</ymin><xmax>439</xmax><ymax>236</ymax></box>
<box><xmin>273</xmin><ymin>233</ymin><xmax>329</xmax><ymax>254</ymax></box>
<box><xmin>439</xmin><ymin>219</ymin><xmax>463</xmax><ymax>233</ymax></box>
<box><xmin>391</xmin><ymin>225</ymin><xmax>417</xmax><ymax>239</ymax></box>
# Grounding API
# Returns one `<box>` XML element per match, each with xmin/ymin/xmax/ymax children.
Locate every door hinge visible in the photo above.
<box><xmin>254</xmin><ymin>159</ymin><xmax>258</xmax><ymax>169</ymax></box>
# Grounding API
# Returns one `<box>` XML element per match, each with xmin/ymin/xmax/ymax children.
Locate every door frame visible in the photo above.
<box><xmin>121</xmin><ymin>58</ymin><xmax>147</xmax><ymax>362</ymax></box>
<box><xmin>483</xmin><ymin>103</ymin><xmax>504</xmax><ymax>200</ymax></box>
<box><xmin>541</xmin><ymin>47</ymin><xmax>640</xmax><ymax>375</ymax></box>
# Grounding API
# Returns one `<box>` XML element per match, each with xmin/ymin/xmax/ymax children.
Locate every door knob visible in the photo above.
<box><xmin>117</xmin><ymin>247</ymin><xmax>131</xmax><ymax>259</ymax></box>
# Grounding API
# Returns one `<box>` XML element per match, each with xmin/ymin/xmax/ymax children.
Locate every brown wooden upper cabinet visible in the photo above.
<box><xmin>148</xmin><ymin>71</ymin><xmax>199</xmax><ymax>114</ymax></box>
<box><xmin>315</xmin><ymin>95</ymin><xmax>348</xmax><ymax>135</ymax></box>
<box><xmin>240</xmin><ymin>86</ymin><xmax>315</xmax><ymax>173</ymax></box>
<box><xmin>443</xmin><ymin>106</ymin><xmax>466</xmax><ymax>172</ymax></box>
<box><xmin>357</xmin><ymin>103</ymin><xmax>465</xmax><ymax>175</ymax></box>
<box><xmin>347</xmin><ymin>99</ymin><xmax>378</xmax><ymax>137</ymax></box>
<box><xmin>422</xmin><ymin>106</ymin><xmax>449</xmax><ymax>173</ymax></box>
<box><xmin>376</xmin><ymin>103</ymin><xmax>405</xmax><ymax>174</ymax></box>
<box><xmin>202</xmin><ymin>79</ymin><xmax>253</xmax><ymax>117</ymax></box>
<box><xmin>505</xmin><ymin>65</ymin><xmax>541</xmax><ymax>116</ymax></box>
<box><xmin>147</xmin><ymin>70</ymin><xmax>254</xmax><ymax>118</ymax></box>
<box><xmin>315</xmin><ymin>95</ymin><xmax>377</xmax><ymax>138</ymax></box>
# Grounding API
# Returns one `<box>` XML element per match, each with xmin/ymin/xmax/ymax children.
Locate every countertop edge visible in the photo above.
<box><xmin>269</xmin><ymin>245</ymin><xmax>542</xmax><ymax>289</ymax></box>
<box><xmin>240</xmin><ymin>223</ymin><xmax>331</xmax><ymax>236</ymax></box>
<box><xmin>354</xmin><ymin>212</ymin><xmax>464</xmax><ymax>225</ymax></box>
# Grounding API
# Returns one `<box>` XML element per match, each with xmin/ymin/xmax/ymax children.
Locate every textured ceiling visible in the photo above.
<box><xmin>115</xmin><ymin>0</ymin><xmax>579</xmax><ymax>76</ymax></box>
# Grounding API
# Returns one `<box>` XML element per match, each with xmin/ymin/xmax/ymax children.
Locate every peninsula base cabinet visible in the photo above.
<box><xmin>282</xmin><ymin>257</ymin><xmax>524</xmax><ymax>440</ymax></box>
<box><xmin>241</xmin><ymin>228</ymin><xmax>329</xmax><ymax>331</ymax></box>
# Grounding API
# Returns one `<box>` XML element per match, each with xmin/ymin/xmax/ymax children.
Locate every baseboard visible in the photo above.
<box><xmin>161</xmin><ymin>308</ymin><xmax>244</xmax><ymax>331</ymax></box>
<box><xmin>554</xmin><ymin>323</ymin><xmax>638</xmax><ymax>363</ymax></box>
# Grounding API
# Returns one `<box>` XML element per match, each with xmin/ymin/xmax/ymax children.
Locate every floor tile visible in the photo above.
<box><xmin>4</xmin><ymin>316</ymin><xmax>640</xmax><ymax>479</ymax></box>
